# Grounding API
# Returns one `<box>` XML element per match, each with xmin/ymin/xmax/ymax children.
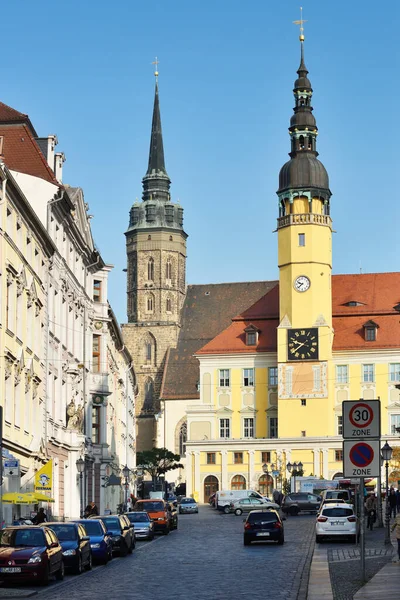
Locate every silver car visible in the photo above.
<box><xmin>230</xmin><ymin>497</ymin><xmax>280</xmax><ymax>516</ymax></box>
<box><xmin>125</xmin><ymin>511</ymin><xmax>154</xmax><ymax>540</ymax></box>
<box><xmin>178</xmin><ymin>498</ymin><xmax>198</xmax><ymax>514</ymax></box>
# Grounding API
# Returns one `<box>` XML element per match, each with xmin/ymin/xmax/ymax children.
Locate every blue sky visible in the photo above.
<box><xmin>3</xmin><ymin>1</ymin><xmax>399</xmax><ymax>322</ymax></box>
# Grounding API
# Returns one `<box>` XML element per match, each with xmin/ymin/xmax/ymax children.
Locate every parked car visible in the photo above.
<box><xmin>73</xmin><ymin>519</ymin><xmax>113</xmax><ymax>564</ymax></box>
<box><xmin>317</xmin><ymin>498</ymin><xmax>346</xmax><ymax>514</ymax></box>
<box><xmin>125</xmin><ymin>512</ymin><xmax>154</xmax><ymax>541</ymax></box>
<box><xmin>0</xmin><ymin>526</ymin><xmax>64</xmax><ymax>585</ymax></box>
<box><xmin>179</xmin><ymin>498</ymin><xmax>198</xmax><ymax>514</ymax></box>
<box><xmin>243</xmin><ymin>509</ymin><xmax>285</xmax><ymax>545</ymax></box>
<box><xmin>281</xmin><ymin>493</ymin><xmax>321</xmax><ymax>516</ymax></box>
<box><xmin>134</xmin><ymin>500</ymin><xmax>172</xmax><ymax>535</ymax></box>
<box><xmin>167</xmin><ymin>503</ymin><xmax>178</xmax><ymax>530</ymax></box>
<box><xmin>320</xmin><ymin>489</ymin><xmax>351</xmax><ymax>504</ymax></box>
<box><xmin>216</xmin><ymin>490</ymin><xmax>266</xmax><ymax>513</ymax></box>
<box><xmin>95</xmin><ymin>515</ymin><xmax>135</xmax><ymax>556</ymax></box>
<box><xmin>316</xmin><ymin>503</ymin><xmax>358</xmax><ymax>543</ymax></box>
<box><xmin>230</xmin><ymin>497</ymin><xmax>280</xmax><ymax>516</ymax></box>
<box><xmin>44</xmin><ymin>522</ymin><xmax>92</xmax><ymax>574</ymax></box>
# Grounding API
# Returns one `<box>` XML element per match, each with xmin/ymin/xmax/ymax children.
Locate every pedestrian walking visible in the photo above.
<box><xmin>32</xmin><ymin>507</ymin><xmax>47</xmax><ymax>524</ymax></box>
<box><xmin>390</xmin><ymin>513</ymin><xmax>400</xmax><ymax>562</ymax></box>
<box><xmin>84</xmin><ymin>501</ymin><xmax>99</xmax><ymax>518</ymax></box>
<box><xmin>365</xmin><ymin>493</ymin><xmax>377</xmax><ymax>531</ymax></box>
<box><xmin>388</xmin><ymin>489</ymin><xmax>397</xmax><ymax>519</ymax></box>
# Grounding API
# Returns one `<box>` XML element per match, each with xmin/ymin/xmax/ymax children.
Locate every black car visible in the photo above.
<box><xmin>96</xmin><ymin>515</ymin><xmax>135</xmax><ymax>556</ymax></box>
<box><xmin>281</xmin><ymin>493</ymin><xmax>321</xmax><ymax>516</ymax></box>
<box><xmin>44</xmin><ymin>522</ymin><xmax>92</xmax><ymax>574</ymax></box>
<box><xmin>243</xmin><ymin>509</ymin><xmax>285</xmax><ymax>545</ymax></box>
<box><xmin>0</xmin><ymin>526</ymin><xmax>64</xmax><ymax>585</ymax></box>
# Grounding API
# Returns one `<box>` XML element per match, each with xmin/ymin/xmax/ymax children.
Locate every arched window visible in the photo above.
<box><xmin>146</xmin><ymin>342</ymin><xmax>152</xmax><ymax>362</ymax></box>
<box><xmin>166</xmin><ymin>297</ymin><xmax>172</xmax><ymax>312</ymax></box>
<box><xmin>147</xmin><ymin>295</ymin><xmax>154</xmax><ymax>312</ymax></box>
<box><xmin>147</xmin><ymin>257</ymin><xmax>154</xmax><ymax>281</ymax></box>
<box><xmin>179</xmin><ymin>421</ymin><xmax>187</xmax><ymax>457</ymax></box>
<box><xmin>166</xmin><ymin>260</ymin><xmax>172</xmax><ymax>281</ymax></box>
<box><xmin>258</xmin><ymin>474</ymin><xmax>273</xmax><ymax>496</ymax></box>
<box><xmin>231</xmin><ymin>475</ymin><xmax>246</xmax><ymax>490</ymax></box>
<box><xmin>308</xmin><ymin>136</ymin><xmax>313</xmax><ymax>150</ymax></box>
<box><xmin>299</xmin><ymin>135</ymin><xmax>305</xmax><ymax>150</ymax></box>
<box><xmin>143</xmin><ymin>378</ymin><xmax>154</xmax><ymax>412</ymax></box>
<box><xmin>143</xmin><ymin>333</ymin><xmax>156</xmax><ymax>365</ymax></box>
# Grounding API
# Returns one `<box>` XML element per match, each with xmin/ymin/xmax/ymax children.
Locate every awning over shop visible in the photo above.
<box><xmin>1</xmin><ymin>492</ymin><xmax>55</xmax><ymax>504</ymax></box>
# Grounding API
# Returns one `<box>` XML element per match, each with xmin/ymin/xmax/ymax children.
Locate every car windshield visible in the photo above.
<box><xmin>247</xmin><ymin>513</ymin><xmax>277</xmax><ymax>524</ymax></box>
<box><xmin>322</xmin><ymin>508</ymin><xmax>354</xmax><ymax>517</ymax></box>
<box><xmin>137</xmin><ymin>502</ymin><xmax>164</xmax><ymax>512</ymax></box>
<box><xmin>180</xmin><ymin>498</ymin><xmax>195</xmax><ymax>504</ymax></box>
<box><xmin>49</xmin><ymin>525</ymin><xmax>77</xmax><ymax>541</ymax></box>
<box><xmin>126</xmin><ymin>513</ymin><xmax>149</xmax><ymax>523</ymax></box>
<box><xmin>80</xmin><ymin>522</ymin><xmax>102</xmax><ymax>535</ymax></box>
<box><xmin>101</xmin><ymin>518</ymin><xmax>120</xmax><ymax>529</ymax></box>
<box><xmin>1</xmin><ymin>529</ymin><xmax>45</xmax><ymax>547</ymax></box>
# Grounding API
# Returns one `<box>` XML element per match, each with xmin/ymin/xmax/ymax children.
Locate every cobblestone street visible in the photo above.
<box><xmin>28</xmin><ymin>507</ymin><xmax>316</xmax><ymax>600</ymax></box>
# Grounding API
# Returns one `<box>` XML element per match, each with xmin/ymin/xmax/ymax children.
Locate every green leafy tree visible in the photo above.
<box><xmin>389</xmin><ymin>446</ymin><xmax>400</xmax><ymax>485</ymax></box>
<box><xmin>136</xmin><ymin>447</ymin><xmax>183</xmax><ymax>480</ymax></box>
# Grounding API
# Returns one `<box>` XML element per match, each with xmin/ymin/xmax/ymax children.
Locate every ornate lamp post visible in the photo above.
<box><xmin>381</xmin><ymin>442</ymin><xmax>393</xmax><ymax>545</ymax></box>
<box><xmin>286</xmin><ymin>461</ymin><xmax>303</xmax><ymax>493</ymax></box>
<box><xmin>122</xmin><ymin>465</ymin><xmax>130</xmax><ymax>511</ymax></box>
<box><xmin>76</xmin><ymin>457</ymin><xmax>85</xmax><ymax>517</ymax></box>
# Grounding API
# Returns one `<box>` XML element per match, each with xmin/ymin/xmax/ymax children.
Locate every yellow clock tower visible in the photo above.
<box><xmin>276</xmin><ymin>28</ymin><xmax>334</xmax><ymax>437</ymax></box>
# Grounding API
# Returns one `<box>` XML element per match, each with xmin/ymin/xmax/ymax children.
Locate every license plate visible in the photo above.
<box><xmin>330</xmin><ymin>521</ymin><xmax>345</xmax><ymax>526</ymax></box>
<box><xmin>256</xmin><ymin>532</ymin><xmax>270</xmax><ymax>537</ymax></box>
<box><xmin>0</xmin><ymin>567</ymin><xmax>21</xmax><ymax>573</ymax></box>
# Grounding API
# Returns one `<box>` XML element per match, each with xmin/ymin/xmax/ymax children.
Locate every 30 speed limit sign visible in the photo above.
<box><xmin>342</xmin><ymin>400</ymin><xmax>380</xmax><ymax>439</ymax></box>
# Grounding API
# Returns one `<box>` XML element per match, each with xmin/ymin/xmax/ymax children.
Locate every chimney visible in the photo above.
<box><xmin>54</xmin><ymin>152</ymin><xmax>66</xmax><ymax>183</ymax></box>
<box><xmin>47</xmin><ymin>135</ymin><xmax>58</xmax><ymax>170</ymax></box>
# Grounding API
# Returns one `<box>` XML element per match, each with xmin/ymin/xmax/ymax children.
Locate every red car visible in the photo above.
<box><xmin>0</xmin><ymin>526</ymin><xmax>64</xmax><ymax>585</ymax></box>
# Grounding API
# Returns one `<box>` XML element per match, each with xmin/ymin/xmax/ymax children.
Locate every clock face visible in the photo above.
<box><xmin>294</xmin><ymin>275</ymin><xmax>311</xmax><ymax>292</ymax></box>
<box><xmin>288</xmin><ymin>328</ymin><xmax>319</xmax><ymax>361</ymax></box>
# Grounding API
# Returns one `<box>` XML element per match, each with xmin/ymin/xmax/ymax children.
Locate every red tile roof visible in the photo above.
<box><xmin>0</xmin><ymin>124</ymin><xmax>58</xmax><ymax>184</ymax></box>
<box><xmin>197</xmin><ymin>273</ymin><xmax>400</xmax><ymax>355</ymax></box>
<box><xmin>0</xmin><ymin>102</ymin><xmax>37</xmax><ymax>135</ymax></box>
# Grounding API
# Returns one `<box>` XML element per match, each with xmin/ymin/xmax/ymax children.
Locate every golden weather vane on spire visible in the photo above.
<box><xmin>293</xmin><ymin>6</ymin><xmax>307</xmax><ymax>42</ymax></box>
<box><xmin>152</xmin><ymin>57</ymin><xmax>159</xmax><ymax>80</ymax></box>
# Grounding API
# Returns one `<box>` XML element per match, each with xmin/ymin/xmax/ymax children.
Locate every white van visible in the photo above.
<box><xmin>216</xmin><ymin>490</ymin><xmax>264</xmax><ymax>513</ymax></box>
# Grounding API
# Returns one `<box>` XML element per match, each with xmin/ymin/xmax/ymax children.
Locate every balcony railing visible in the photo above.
<box><xmin>277</xmin><ymin>213</ymin><xmax>332</xmax><ymax>228</ymax></box>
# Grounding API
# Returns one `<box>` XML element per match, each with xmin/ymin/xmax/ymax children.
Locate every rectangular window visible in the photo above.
<box><xmin>234</xmin><ymin>452</ymin><xmax>243</xmax><ymax>464</ymax></box>
<box><xmin>269</xmin><ymin>417</ymin><xmax>278</xmax><ymax>439</ymax></box>
<box><xmin>219</xmin><ymin>418</ymin><xmax>230</xmax><ymax>438</ymax></box>
<box><xmin>389</xmin><ymin>364</ymin><xmax>400</xmax><ymax>382</ymax></box>
<box><xmin>206</xmin><ymin>452</ymin><xmax>216</xmax><ymax>465</ymax></box>
<box><xmin>301</xmin><ymin>430</ymin><xmax>306</xmax><ymax>437</ymax></box>
<box><xmin>362</xmin><ymin>364</ymin><xmax>375</xmax><ymax>383</ymax></box>
<box><xmin>301</xmin><ymin>399</ymin><xmax>306</xmax><ymax>406</ymax></box>
<box><xmin>269</xmin><ymin>367</ymin><xmax>278</xmax><ymax>386</ymax></box>
<box><xmin>335</xmin><ymin>450</ymin><xmax>343</xmax><ymax>462</ymax></box>
<box><xmin>243</xmin><ymin>417</ymin><xmax>254</xmax><ymax>438</ymax></box>
<box><xmin>365</xmin><ymin>327</ymin><xmax>376</xmax><ymax>341</ymax></box>
<box><xmin>336</xmin><ymin>365</ymin><xmax>349</xmax><ymax>384</ymax></box>
<box><xmin>92</xmin><ymin>335</ymin><xmax>101</xmax><ymax>373</ymax></box>
<box><xmin>298</xmin><ymin>233</ymin><xmax>305</xmax><ymax>246</ymax></box>
<box><xmin>261</xmin><ymin>451</ymin><xmax>271</xmax><ymax>464</ymax></box>
<box><xmin>390</xmin><ymin>414</ymin><xmax>400</xmax><ymax>436</ymax></box>
<box><xmin>92</xmin><ymin>406</ymin><xmax>100</xmax><ymax>444</ymax></box>
<box><xmin>219</xmin><ymin>369</ymin><xmax>230</xmax><ymax>387</ymax></box>
<box><xmin>337</xmin><ymin>415</ymin><xmax>343</xmax><ymax>436</ymax></box>
<box><xmin>93</xmin><ymin>280</ymin><xmax>102</xmax><ymax>302</ymax></box>
<box><xmin>243</xmin><ymin>368</ymin><xmax>254</xmax><ymax>387</ymax></box>
<box><xmin>246</xmin><ymin>331</ymin><xmax>257</xmax><ymax>345</ymax></box>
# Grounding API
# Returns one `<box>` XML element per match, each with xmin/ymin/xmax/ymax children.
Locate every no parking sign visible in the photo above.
<box><xmin>343</xmin><ymin>439</ymin><xmax>380</xmax><ymax>477</ymax></box>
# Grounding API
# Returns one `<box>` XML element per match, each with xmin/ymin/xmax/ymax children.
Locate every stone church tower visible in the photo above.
<box><xmin>122</xmin><ymin>75</ymin><xmax>187</xmax><ymax>451</ymax></box>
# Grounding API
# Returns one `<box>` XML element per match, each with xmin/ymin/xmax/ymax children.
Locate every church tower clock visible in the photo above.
<box><xmin>122</xmin><ymin>70</ymin><xmax>187</xmax><ymax>451</ymax></box>
<box><xmin>276</xmin><ymin>26</ymin><xmax>334</xmax><ymax>437</ymax></box>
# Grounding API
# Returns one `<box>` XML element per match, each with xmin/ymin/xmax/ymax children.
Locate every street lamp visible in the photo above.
<box><xmin>76</xmin><ymin>457</ymin><xmax>85</xmax><ymax>517</ymax></box>
<box><xmin>381</xmin><ymin>442</ymin><xmax>393</xmax><ymax>545</ymax></box>
<box><xmin>122</xmin><ymin>465</ymin><xmax>130</xmax><ymax>511</ymax></box>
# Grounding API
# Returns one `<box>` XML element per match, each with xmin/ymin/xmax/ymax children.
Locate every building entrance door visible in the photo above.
<box><xmin>204</xmin><ymin>475</ymin><xmax>219</xmax><ymax>502</ymax></box>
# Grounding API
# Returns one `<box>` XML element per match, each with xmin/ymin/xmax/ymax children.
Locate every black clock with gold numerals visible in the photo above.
<box><xmin>287</xmin><ymin>328</ymin><xmax>319</xmax><ymax>361</ymax></box>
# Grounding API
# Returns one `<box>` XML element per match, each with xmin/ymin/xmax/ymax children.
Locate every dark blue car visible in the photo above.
<box><xmin>73</xmin><ymin>519</ymin><xmax>112</xmax><ymax>565</ymax></box>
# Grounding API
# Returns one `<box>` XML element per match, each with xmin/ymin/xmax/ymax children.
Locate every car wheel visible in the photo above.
<box><xmin>350</xmin><ymin>535</ymin><xmax>357</xmax><ymax>544</ymax></box>
<box><xmin>223</xmin><ymin>506</ymin><xmax>231</xmax><ymax>514</ymax></box>
<box><xmin>75</xmin><ymin>555</ymin><xmax>83</xmax><ymax>575</ymax></box>
<box><xmin>120</xmin><ymin>541</ymin><xmax>129</xmax><ymax>556</ymax></box>
<box><xmin>41</xmin><ymin>565</ymin><xmax>50</xmax><ymax>586</ymax></box>
<box><xmin>55</xmin><ymin>560</ymin><xmax>65</xmax><ymax>581</ymax></box>
<box><xmin>289</xmin><ymin>506</ymin><xmax>299</xmax><ymax>516</ymax></box>
<box><xmin>85</xmin><ymin>552</ymin><xmax>92</xmax><ymax>571</ymax></box>
<box><xmin>234</xmin><ymin>509</ymin><xmax>243</xmax><ymax>516</ymax></box>
<box><xmin>243</xmin><ymin>537</ymin><xmax>251</xmax><ymax>546</ymax></box>
<box><xmin>163</xmin><ymin>527</ymin><xmax>170</xmax><ymax>536</ymax></box>
<box><xmin>316</xmin><ymin>535</ymin><xmax>323</xmax><ymax>543</ymax></box>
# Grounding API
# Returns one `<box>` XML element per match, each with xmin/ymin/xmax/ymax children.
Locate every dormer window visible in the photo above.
<box><xmin>244</xmin><ymin>324</ymin><xmax>260</xmax><ymax>346</ymax></box>
<box><xmin>343</xmin><ymin>301</ymin><xmax>365</xmax><ymax>307</ymax></box>
<box><xmin>363</xmin><ymin>320</ymin><xmax>378</xmax><ymax>342</ymax></box>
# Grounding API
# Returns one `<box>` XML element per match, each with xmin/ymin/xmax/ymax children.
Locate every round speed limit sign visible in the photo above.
<box><xmin>349</xmin><ymin>403</ymin><xmax>374</xmax><ymax>428</ymax></box>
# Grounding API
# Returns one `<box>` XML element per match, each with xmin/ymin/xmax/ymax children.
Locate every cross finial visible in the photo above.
<box><xmin>152</xmin><ymin>56</ymin><xmax>159</xmax><ymax>80</ymax></box>
<box><xmin>293</xmin><ymin>6</ymin><xmax>307</xmax><ymax>42</ymax></box>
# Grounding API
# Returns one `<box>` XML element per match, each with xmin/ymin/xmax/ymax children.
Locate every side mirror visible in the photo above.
<box><xmin>123</xmin><ymin>526</ymin><xmax>130</xmax><ymax>531</ymax></box>
<box><xmin>50</xmin><ymin>541</ymin><xmax>59</xmax><ymax>548</ymax></box>
<box><xmin>106</xmin><ymin>531</ymin><xmax>113</xmax><ymax>536</ymax></box>
<box><xmin>81</xmin><ymin>536</ymin><xmax>90</xmax><ymax>541</ymax></box>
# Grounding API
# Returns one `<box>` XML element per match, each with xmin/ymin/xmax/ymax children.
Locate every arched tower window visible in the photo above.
<box><xmin>166</xmin><ymin>297</ymin><xmax>172</xmax><ymax>313</ymax></box>
<box><xmin>146</xmin><ymin>294</ymin><xmax>154</xmax><ymax>313</ymax></box>
<box><xmin>147</xmin><ymin>257</ymin><xmax>154</xmax><ymax>281</ymax></box>
<box><xmin>179</xmin><ymin>421</ymin><xmax>187</xmax><ymax>457</ymax></box>
<box><xmin>308</xmin><ymin>136</ymin><xmax>313</xmax><ymax>150</ymax></box>
<box><xmin>166</xmin><ymin>259</ymin><xmax>172</xmax><ymax>281</ymax></box>
<box><xmin>143</xmin><ymin>333</ymin><xmax>156</xmax><ymax>365</ymax></box>
<box><xmin>143</xmin><ymin>378</ymin><xmax>154</xmax><ymax>412</ymax></box>
<box><xmin>299</xmin><ymin>135</ymin><xmax>305</xmax><ymax>150</ymax></box>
